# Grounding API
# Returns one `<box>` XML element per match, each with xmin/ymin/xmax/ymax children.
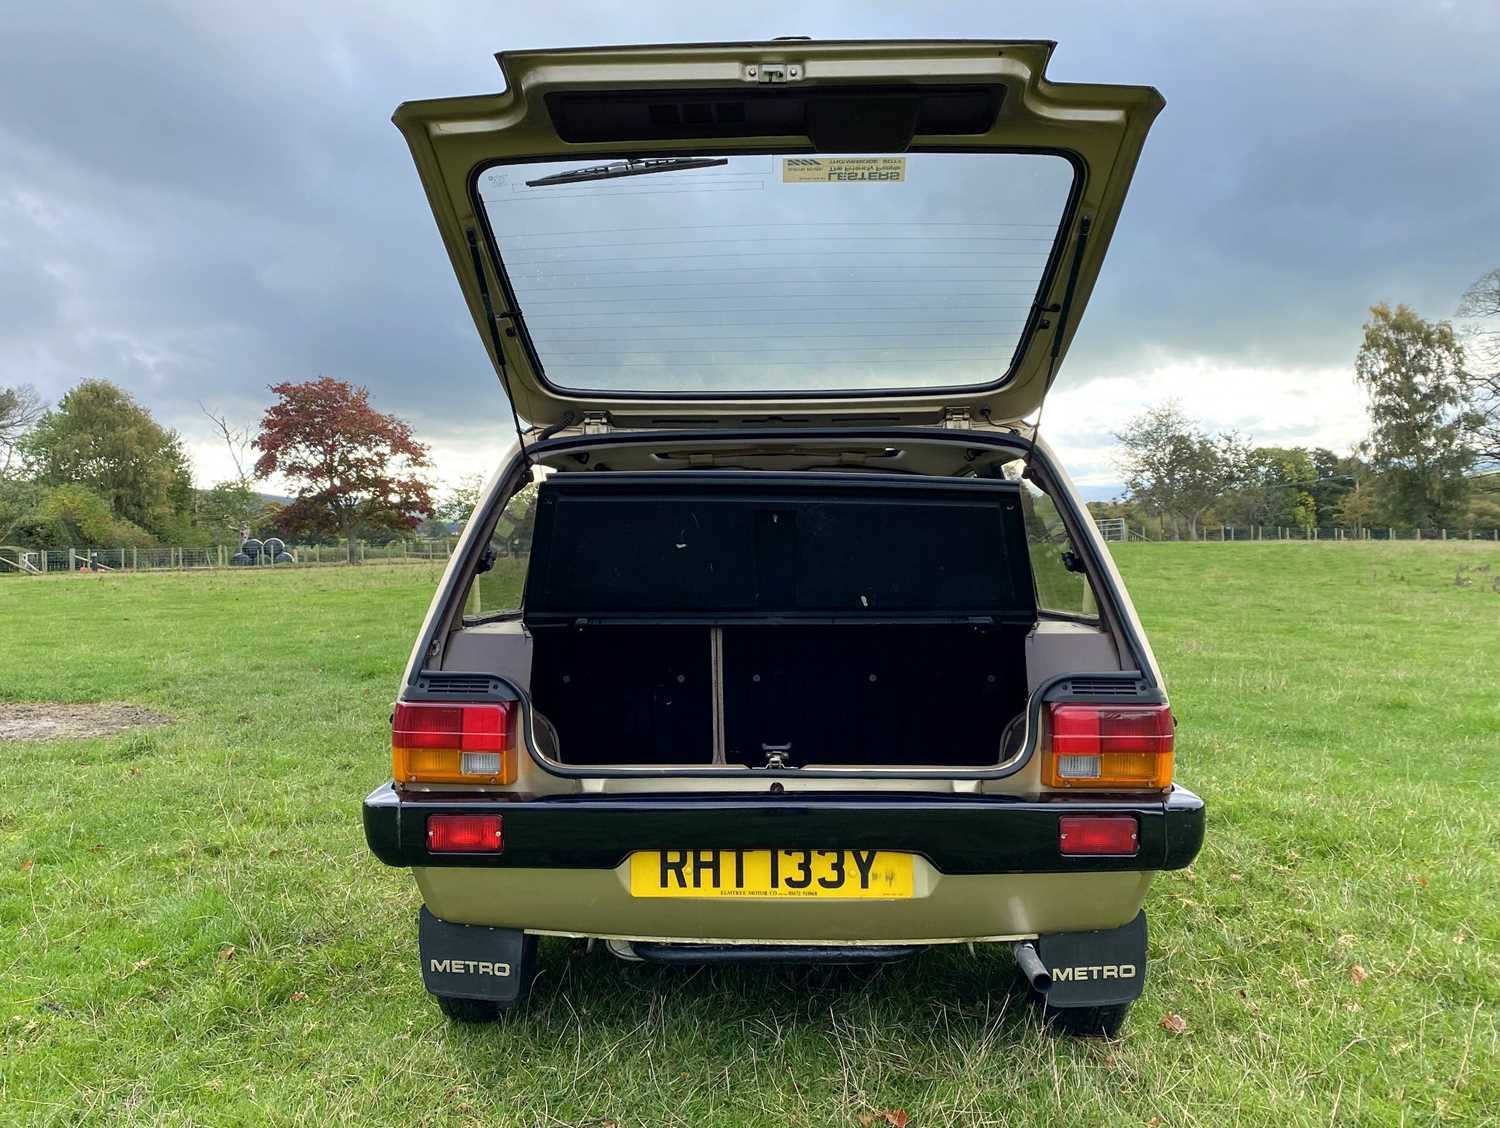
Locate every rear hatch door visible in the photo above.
<box><xmin>394</xmin><ymin>40</ymin><xmax>1162</xmax><ymax>430</ymax></box>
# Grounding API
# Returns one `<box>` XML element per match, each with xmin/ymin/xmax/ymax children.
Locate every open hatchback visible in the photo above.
<box><xmin>363</xmin><ymin>39</ymin><xmax>1203</xmax><ymax>1038</ymax></box>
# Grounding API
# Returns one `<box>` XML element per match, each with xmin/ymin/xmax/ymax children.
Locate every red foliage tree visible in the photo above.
<box><xmin>253</xmin><ymin>377</ymin><xmax>433</xmax><ymax>557</ymax></box>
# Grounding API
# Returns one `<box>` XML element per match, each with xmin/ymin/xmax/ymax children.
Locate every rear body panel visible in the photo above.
<box><xmin>416</xmin><ymin>869</ymin><xmax>1152</xmax><ymax>944</ymax></box>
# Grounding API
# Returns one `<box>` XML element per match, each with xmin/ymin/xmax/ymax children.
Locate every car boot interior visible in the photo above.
<box><xmin>523</xmin><ymin>471</ymin><xmax>1037</xmax><ymax>769</ymax></box>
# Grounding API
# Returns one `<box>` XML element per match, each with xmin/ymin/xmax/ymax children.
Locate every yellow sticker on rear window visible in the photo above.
<box><xmin>782</xmin><ymin>158</ymin><xmax>906</xmax><ymax>183</ymax></box>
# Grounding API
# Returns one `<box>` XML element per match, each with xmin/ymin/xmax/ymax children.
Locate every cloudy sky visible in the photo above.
<box><xmin>3</xmin><ymin>1</ymin><xmax>1497</xmax><ymax>497</ymax></box>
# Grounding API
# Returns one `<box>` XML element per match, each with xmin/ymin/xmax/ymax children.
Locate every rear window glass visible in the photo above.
<box><xmin>477</xmin><ymin>152</ymin><xmax>1074</xmax><ymax>395</ymax></box>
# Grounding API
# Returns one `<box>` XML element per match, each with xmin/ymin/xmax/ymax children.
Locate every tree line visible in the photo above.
<box><xmin>5</xmin><ymin>271</ymin><xmax>1499</xmax><ymax>554</ymax></box>
<box><xmin>1095</xmin><ymin>289</ymin><xmax>1500</xmax><ymax>538</ymax></box>
<box><xmin>0</xmin><ymin>377</ymin><xmax>447</xmax><ymax>558</ymax></box>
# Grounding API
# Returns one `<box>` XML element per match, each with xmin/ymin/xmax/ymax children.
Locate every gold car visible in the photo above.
<box><xmin>364</xmin><ymin>38</ymin><xmax>1202</xmax><ymax>1038</ymax></box>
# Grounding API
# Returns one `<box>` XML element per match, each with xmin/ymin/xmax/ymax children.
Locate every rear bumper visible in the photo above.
<box><xmin>365</xmin><ymin>784</ymin><xmax>1203</xmax><ymax>942</ymax></box>
<box><xmin>363</xmin><ymin>784</ymin><xmax>1204</xmax><ymax>874</ymax></box>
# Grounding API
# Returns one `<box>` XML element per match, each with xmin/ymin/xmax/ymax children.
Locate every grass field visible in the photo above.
<box><xmin>2</xmin><ymin>543</ymin><xmax>1497</xmax><ymax>1126</ymax></box>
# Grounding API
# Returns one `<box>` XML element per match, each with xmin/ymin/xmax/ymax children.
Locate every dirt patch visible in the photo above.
<box><xmin>0</xmin><ymin>703</ymin><xmax>172</xmax><ymax>742</ymax></box>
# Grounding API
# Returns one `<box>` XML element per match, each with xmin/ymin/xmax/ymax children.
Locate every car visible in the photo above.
<box><xmin>363</xmin><ymin>38</ymin><xmax>1203</xmax><ymax>1038</ymax></box>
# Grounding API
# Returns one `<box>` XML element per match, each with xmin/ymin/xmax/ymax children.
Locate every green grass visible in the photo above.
<box><xmin>1</xmin><ymin>545</ymin><xmax>1497</xmax><ymax>1126</ymax></box>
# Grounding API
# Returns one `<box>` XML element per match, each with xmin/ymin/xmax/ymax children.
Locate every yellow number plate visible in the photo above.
<box><xmin>628</xmin><ymin>849</ymin><xmax>913</xmax><ymax>899</ymax></box>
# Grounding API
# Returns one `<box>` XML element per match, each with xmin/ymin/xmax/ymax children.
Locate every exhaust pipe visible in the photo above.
<box><xmin>1012</xmin><ymin>941</ymin><xmax>1052</xmax><ymax>993</ymax></box>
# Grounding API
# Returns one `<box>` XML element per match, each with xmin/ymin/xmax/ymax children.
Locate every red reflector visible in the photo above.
<box><xmin>393</xmin><ymin>701</ymin><xmax>510</xmax><ymax>752</ymax></box>
<box><xmin>427</xmin><ymin>814</ymin><xmax>503</xmax><ymax>853</ymax></box>
<box><xmin>1059</xmin><ymin>815</ymin><xmax>1139</xmax><ymax>856</ymax></box>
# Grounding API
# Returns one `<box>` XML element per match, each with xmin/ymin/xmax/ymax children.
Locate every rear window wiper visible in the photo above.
<box><xmin>525</xmin><ymin>157</ymin><xmax>729</xmax><ymax>188</ymax></box>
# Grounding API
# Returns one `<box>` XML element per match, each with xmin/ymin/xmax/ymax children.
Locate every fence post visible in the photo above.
<box><xmin>68</xmin><ymin>548</ymin><xmax>76</xmax><ymax>571</ymax></box>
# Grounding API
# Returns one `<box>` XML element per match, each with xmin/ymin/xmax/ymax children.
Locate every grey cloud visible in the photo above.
<box><xmin>2</xmin><ymin>0</ymin><xmax>1497</xmax><ymax>476</ymax></box>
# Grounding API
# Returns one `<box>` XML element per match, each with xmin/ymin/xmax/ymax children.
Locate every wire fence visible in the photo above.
<box><xmin>1093</xmin><ymin>520</ymin><xmax>1500</xmax><ymax>544</ymax></box>
<box><xmin>0</xmin><ymin>539</ymin><xmax>458</xmax><ymax>576</ymax></box>
<box><xmin>6</xmin><ymin>523</ymin><xmax>1499</xmax><ymax>577</ymax></box>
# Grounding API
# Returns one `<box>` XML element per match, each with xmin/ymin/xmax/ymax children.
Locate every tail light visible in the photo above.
<box><xmin>1041</xmin><ymin>703</ymin><xmax>1173</xmax><ymax>791</ymax></box>
<box><xmin>392</xmin><ymin>701</ymin><xmax>516</xmax><ymax>786</ymax></box>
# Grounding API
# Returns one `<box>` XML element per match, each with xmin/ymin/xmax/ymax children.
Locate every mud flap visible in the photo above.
<box><xmin>418</xmin><ymin>907</ymin><xmax>536</xmax><ymax>1002</ymax></box>
<box><xmin>1033</xmin><ymin>910</ymin><xmax>1148</xmax><ymax>1008</ymax></box>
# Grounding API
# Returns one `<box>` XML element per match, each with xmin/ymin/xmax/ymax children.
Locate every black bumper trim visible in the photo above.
<box><xmin>364</xmin><ymin>784</ymin><xmax>1204</xmax><ymax>875</ymax></box>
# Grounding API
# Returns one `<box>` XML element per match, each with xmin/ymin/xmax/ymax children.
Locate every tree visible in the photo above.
<box><xmin>19</xmin><ymin>380</ymin><xmax>194</xmax><ymax>538</ymax></box>
<box><xmin>253</xmin><ymin>377</ymin><xmax>433</xmax><ymax>558</ymax></box>
<box><xmin>198</xmin><ymin>403</ymin><xmax>262</xmax><ymax>540</ymax></box>
<box><xmin>1334</xmin><ymin>474</ymin><xmax>1382</xmax><ymax>531</ymax></box>
<box><xmin>8</xmin><ymin>484</ymin><xmax>155</xmax><ymax>549</ymax></box>
<box><xmin>0</xmin><ymin>478</ymin><xmax>43</xmax><ymax>542</ymax></box>
<box><xmin>1114</xmin><ymin>402</ymin><xmax>1247</xmax><ymax>539</ymax></box>
<box><xmin>0</xmin><ymin>384</ymin><xmax>45</xmax><ymax>476</ymax></box>
<box><xmin>1461</xmin><ymin>477</ymin><xmax>1500</xmax><ymax>528</ymax></box>
<box><xmin>1457</xmin><ymin>269</ymin><xmax>1500</xmax><ymax>468</ymax></box>
<box><xmin>1353</xmin><ymin>303</ymin><xmax>1476</xmax><ymax>528</ymax></box>
<box><xmin>1219</xmin><ymin>446</ymin><xmax>1314</xmax><ymax>529</ymax></box>
<box><xmin>435</xmin><ymin>473</ymin><xmax>486</xmax><ymax>527</ymax></box>
<box><xmin>1307</xmin><ymin>447</ymin><xmax>1362</xmax><ymax>524</ymax></box>
<box><xmin>196</xmin><ymin>480</ymin><xmax>272</xmax><ymax>541</ymax></box>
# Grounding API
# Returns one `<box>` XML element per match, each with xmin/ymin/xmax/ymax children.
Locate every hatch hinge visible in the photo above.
<box><xmin>744</xmin><ymin>61</ymin><xmax>803</xmax><ymax>84</ymax></box>
<box><xmin>581</xmin><ymin>411</ymin><xmax>611</xmax><ymax>435</ymax></box>
<box><xmin>943</xmin><ymin>407</ymin><xmax>973</xmax><ymax>430</ymax></box>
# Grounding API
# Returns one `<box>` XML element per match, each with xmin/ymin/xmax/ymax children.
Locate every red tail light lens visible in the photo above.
<box><xmin>1043</xmin><ymin>703</ymin><xmax>1174</xmax><ymax>790</ymax></box>
<box><xmin>392</xmin><ymin>701</ymin><xmax>516</xmax><ymax>785</ymax></box>
<box><xmin>1059</xmin><ymin>815</ymin><xmax>1139</xmax><ymax>856</ymax></box>
<box><xmin>427</xmin><ymin>814</ymin><xmax>503</xmax><ymax>853</ymax></box>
